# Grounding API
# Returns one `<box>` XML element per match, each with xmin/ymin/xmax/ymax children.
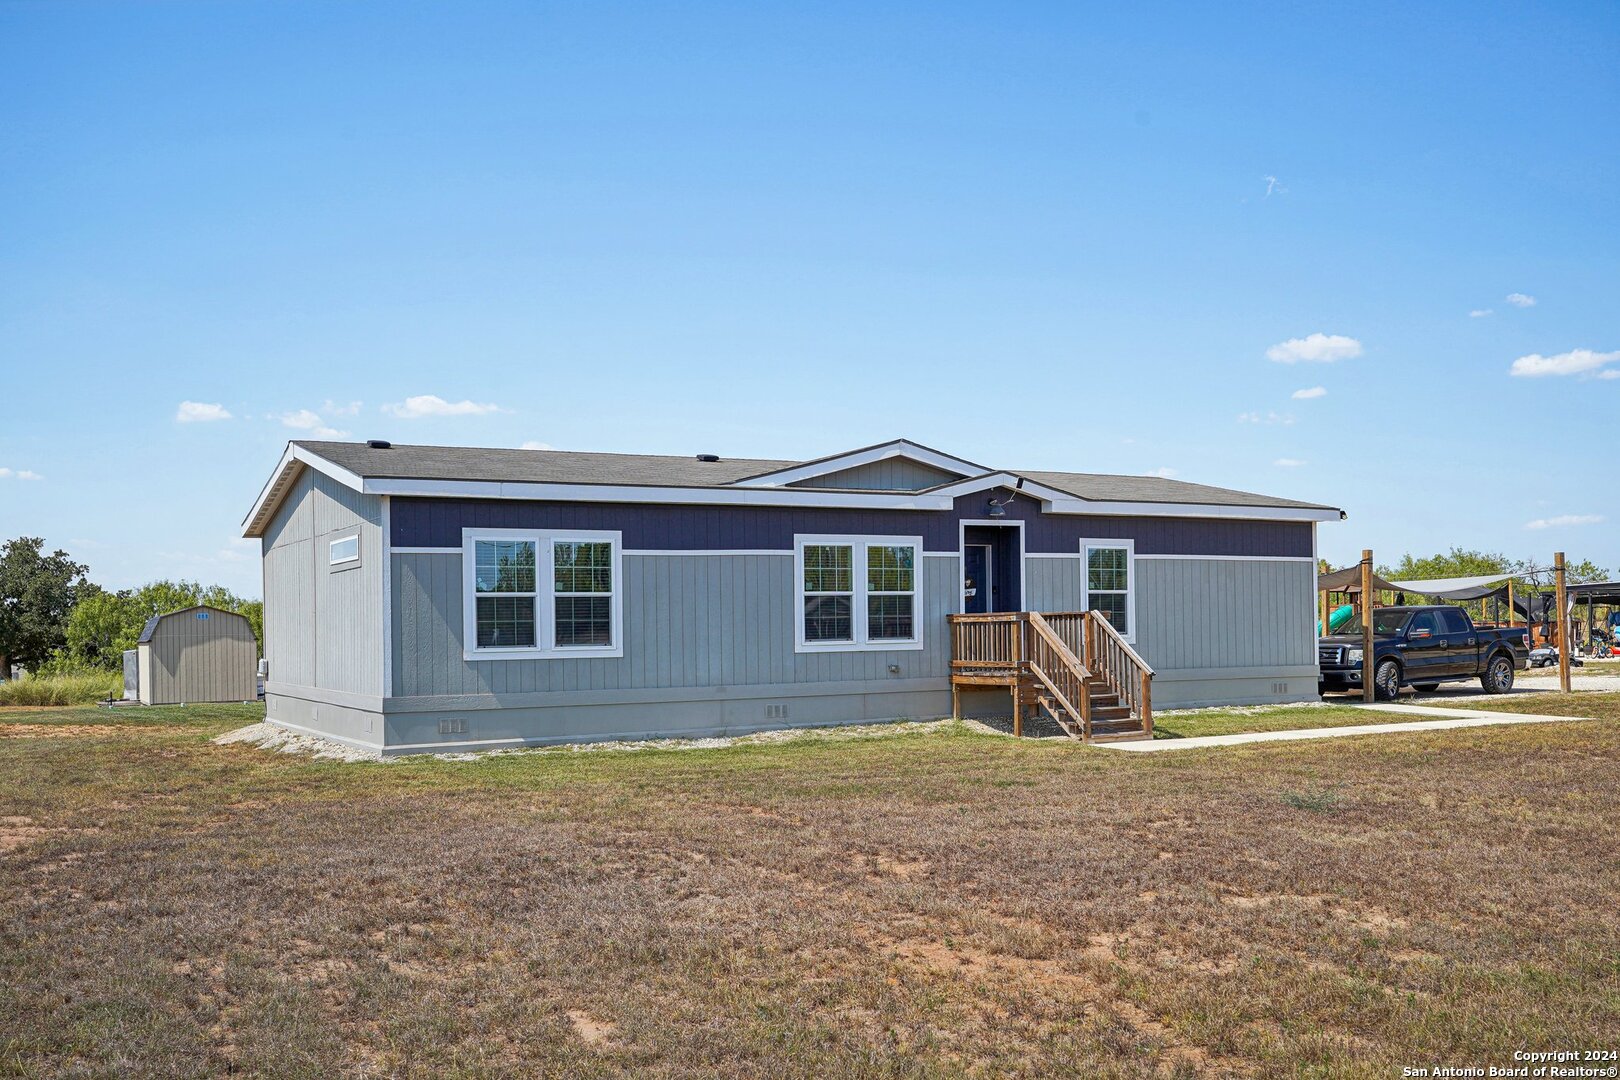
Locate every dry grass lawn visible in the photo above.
<box><xmin>2</xmin><ymin>697</ymin><xmax>1618</xmax><ymax>1078</ymax></box>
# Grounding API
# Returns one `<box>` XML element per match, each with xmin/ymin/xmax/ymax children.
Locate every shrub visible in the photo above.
<box><xmin>0</xmin><ymin>672</ymin><xmax>122</xmax><ymax>707</ymax></box>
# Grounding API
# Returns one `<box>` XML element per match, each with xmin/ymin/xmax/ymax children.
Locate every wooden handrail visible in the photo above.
<box><xmin>1026</xmin><ymin>611</ymin><xmax>1094</xmax><ymax>740</ymax></box>
<box><xmin>948</xmin><ymin>609</ymin><xmax>1153</xmax><ymax>740</ymax></box>
<box><xmin>1084</xmin><ymin>611</ymin><xmax>1154</xmax><ymax>732</ymax></box>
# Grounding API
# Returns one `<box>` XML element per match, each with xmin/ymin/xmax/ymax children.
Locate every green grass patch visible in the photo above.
<box><xmin>1153</xmin><ymin>704</ymin><xmax>1390</xmax><ymax>739</ymax></box>
<box><xmin>0</xmin><ymin>701</ymin><xmax>264</xmax><ymax>730</ymax></box>
<box><xmin>1453</xmin><ymin>689</ymin><xmax>1620</xmax><ymax>721</ymax></box>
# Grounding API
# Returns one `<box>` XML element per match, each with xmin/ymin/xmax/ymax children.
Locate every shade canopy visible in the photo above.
<box><xmin>1386</xmin><ymin>573</ymin><xmax>1514</xmax><ymax>599</ymax></box>
<box><xmin>1318</xmin><ymin>566</ymin><xmax>1403</xmax><ymax>594</ymax></box>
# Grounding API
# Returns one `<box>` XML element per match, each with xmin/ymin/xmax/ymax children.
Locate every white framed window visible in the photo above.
<box><xmin>329</xmin><ymin>534</ymin><xmax>360</xmax><ymax>567</ymax></box>
<box><xmin>1080</xmin><ymin>538</ymin><xmax>1135</xmax><ymax>642</ymax></box>
<box><xmin>794</xmin><ymin>535</ymin><xmax>924</xmax><ymax>652</ymax></box>
<box><xmin>462</xmin><ymin>528</ymin><xmax>623</xmax><ymax>660</ymax></box>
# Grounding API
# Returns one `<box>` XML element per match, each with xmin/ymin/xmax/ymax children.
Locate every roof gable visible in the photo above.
<box><xmin>732</xmin><ymin>439</ymin><xmax>984</xmax><ymax>488</ymax></box>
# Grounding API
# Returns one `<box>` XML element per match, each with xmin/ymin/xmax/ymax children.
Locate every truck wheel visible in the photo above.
<box><xmin>1481</xmin><ymin>655</ymin><xmax>1515</xmax><ymax>694</ymax></box>
<box><xmin>1412</xmin><ymin>683</ymin><xmax>1440</xmax><ymax>693</ymax></box>
<box><xmin>1374</xmin><ymin>660</ymin><xmax>1402</xmax><ymax>701</ymax></box>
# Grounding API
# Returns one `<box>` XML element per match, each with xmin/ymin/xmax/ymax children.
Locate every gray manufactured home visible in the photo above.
<box><xmin>243</xmin><ymin>439</ymin><xmax>1342</xmax><ymax>755</ymax></box>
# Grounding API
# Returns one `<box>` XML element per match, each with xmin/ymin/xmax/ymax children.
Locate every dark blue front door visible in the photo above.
<box><xmin>964</xmin><ymin>544</ymin><xmax>990</xmax><ymax>614</ymax></box>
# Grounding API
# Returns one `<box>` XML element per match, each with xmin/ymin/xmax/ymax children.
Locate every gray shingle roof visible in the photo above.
<box><xmin>290</xmin><ymin>441</ymin><xmax>1336</xmax><ymax>511</ymax></box>
<box><xmin>298</xmin><ymin>441</ymin><xmax>795</xmax><ymax>488</ymax></box>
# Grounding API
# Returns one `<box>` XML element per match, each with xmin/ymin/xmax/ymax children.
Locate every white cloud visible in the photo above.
<box><xmin>1469</xmin><ymin>308</ymin><xmax>1493</xmax><ymax>318</ymax></box>
<box><xmin>176</xmin><ymin>400</ymin><xmax>232</xmax><ymax>423</ymax></box>
<box><xmin>322</xmin><ymin>399</ymin><xmax>362</xmax><ymax>416</ymax></box>
<box><xmin>520</xmin><ymin>440</ymin><xmax>556</xmax><ymax>451</ymax></box>
<box><xmin>1505</xmin><ymin>293</ymin><xmax>1536</xmax><ymax>308</ymax></box>
<box><xmin>1291</xmin><ymin>386</ymin><xmax>1327</xmax><ymax>400</ymax></box>
<box><xmin>1263</xmin><ymin>175</ymin><xmax>1287</xmax><ymax>198</ymax></box>
<box><xmin>1508</xmin><ymin>348</ymin><xmax>1620</xmax><ymax>379</ymax></box>
<box><xmin>1237</xmin><ymin>410</ymin><xmax>1296</xmax><ymax>426</ymax></box>
<box><xmin>382</xmin><ymin>394</ymin><xmax>503</xmax><ymax>419</ymax></box>
<box><xmin>277</xmin><ymin>409</ymin><xmax>349</xmax><ymax>439</ymax></box>
<box><xmin>0</xmin><ymin>467</ymin><xmax>43</xmax><ymax>480</ymax></box>
<box><xmin>1265</xmin><ymin>333</ymin><xmax>1363</xmax><ymax>364</ymax></box>
<box><xmin>1273</xmin><ymin>458</ymin><xmax>1307</xmax><ymax>468</ymax></box>
<box><xmin>1147</xmin><ymin>467</ymin><xmax>1177</xmax><ymax>478</ymax></box>
<box><xmin>1524</xmin><ymin>514</ymin><xmax>1603</xmax><ymax>530</ymax></box>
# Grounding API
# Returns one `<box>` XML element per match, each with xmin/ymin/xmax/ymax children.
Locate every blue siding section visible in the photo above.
<box><xmin>391</xmin><ymin>490</ymin><xmax>1313</xmax><ymax>557</ymax></box>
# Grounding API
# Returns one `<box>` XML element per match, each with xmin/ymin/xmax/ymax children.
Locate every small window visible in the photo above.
<box><xmin>1082</xmin><ymin>541</ymin><xmax>1134</xmax><ymax>639</ymax></box>
<box><xmin>795</xmin><ymin>535</ymin><xmax>923</xmax><ymax>652</ymax></box>
<box><xmin>329</xmin><ymin>535</ymin><xmax>360</xmax><ymax>566</ymax></box>
<box><xmin>1438</xmin><ymin>608</ymin><xmax>1470</xmax><ymax>634</ymax></box>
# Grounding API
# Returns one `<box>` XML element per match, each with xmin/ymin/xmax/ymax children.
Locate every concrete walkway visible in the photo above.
<box><xmin>1101</xmin><ymin>702</ymin><xmax>1593</xmax><ymax>753</ymax></box>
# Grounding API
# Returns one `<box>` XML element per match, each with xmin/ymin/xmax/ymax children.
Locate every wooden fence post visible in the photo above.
<box><xmin>1555</xmin><ymin>552</ymin><xmax>1570</xmax><ymax>694</ymax></box>
<box><xmin>1361</xmin><ymin>549</ymin><xmax>1375</xmax><ymax>703</ymax></box>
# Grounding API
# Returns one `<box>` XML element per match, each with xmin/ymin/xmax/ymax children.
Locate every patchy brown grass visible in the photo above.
<box><xmin>2</xmin><ymin>702</ymin><xmax>1618</xmax><ymax>1077</ymax></box>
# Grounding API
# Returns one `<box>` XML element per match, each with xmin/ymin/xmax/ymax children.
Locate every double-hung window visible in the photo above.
<box><xmin>1081</xmin><ymin>539</ymin><xmax>1134</xmax><ymax>641</ymax></box>
<box><xmin>795</xmin><ymin>535</ymin><xmax>923</xmax><ymax>652</ymax></box>
<box><xmin>463</xmin><ymin>529</ymin><xmax>623</xmax><ymax>659</ymax></box>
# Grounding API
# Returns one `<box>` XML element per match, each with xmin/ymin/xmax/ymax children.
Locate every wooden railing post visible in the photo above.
<box><xmin>1140</xmin><ymin>670</ymin><xmax>1152</xmax><ymax>736</ymax></box>
<box><xmin>1012</xmin><ymin>612</ymin><xmax>1026</xmax><ymax>738</ymax></box>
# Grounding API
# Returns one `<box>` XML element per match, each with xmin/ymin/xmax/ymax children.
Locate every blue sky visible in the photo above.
<box><xmin>2</xmin><ymin>1</ymin><xmax>1616</xmax><ymax>596</ymax></box>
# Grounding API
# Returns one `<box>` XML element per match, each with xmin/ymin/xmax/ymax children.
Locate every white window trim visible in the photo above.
<box><xmin>461</xmin><ymin>527</ymin><xmax>624</xmax><ymax>661</ymax></box>
<box><xmin>1079</xmin><ymin>538</ymin><xmax>1136</xmax><ymax>644</ymax></box>
<box><xmin>329</xmin><ymin>534</ymin><xmax>361</xmax><ymax>566</ymax></box>
<box><xmin>794</xmin><ymin>534</ymin><xmax>925</xmax><ymax>653</ymax></box>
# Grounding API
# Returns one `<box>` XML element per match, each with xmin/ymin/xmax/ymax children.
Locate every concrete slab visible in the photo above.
<box><xmin>1102</xmin><ymin>703</ymin><xmax>1592</xmax><ymax>752</ymax></box>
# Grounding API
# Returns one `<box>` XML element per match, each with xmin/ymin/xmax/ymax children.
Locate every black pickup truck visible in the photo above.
<box><xmin>1319</xmin><ymin>605</ymin><xmax>1530</xmax><ymax>700</ymax></box>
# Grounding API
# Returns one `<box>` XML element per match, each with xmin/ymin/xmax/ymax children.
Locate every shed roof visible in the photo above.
<box><xmin>136</xmin><ymin>605</ymin><xmax>250</xmax><ymax>643</ymax></box>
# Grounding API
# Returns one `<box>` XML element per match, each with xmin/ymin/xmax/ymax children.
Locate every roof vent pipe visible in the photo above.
<box><xmin>367</xmin><ymin>439</ymin><xmax>392</xmax><ymax>449</ymax></box>
<box><xmin>696</xmin><ymin>453</ymin><xmax>720</xmax><ymax>462</ymax></box>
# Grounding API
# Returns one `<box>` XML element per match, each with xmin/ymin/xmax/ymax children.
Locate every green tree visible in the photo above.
<box><xmin>0</xmin><ymin>537</ymin><xmax>92</xmax><ymax>675</ymax></box>
<box><xmin>62</xmin><ymin>578</ymin><xmax>265</xmax><ymax>670</ymax></box>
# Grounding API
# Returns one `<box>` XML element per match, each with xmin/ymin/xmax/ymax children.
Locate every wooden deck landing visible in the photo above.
<box><xmin>948</xmin><ymin>611</ymin><xmax>1154</xmax><ymax>743</ymax></box>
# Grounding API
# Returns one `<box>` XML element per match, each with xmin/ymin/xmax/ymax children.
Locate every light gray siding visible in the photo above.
<box><xmin>391</xmin><ymin>552</ymin><xmax>957</xmax><ymax>699</ymax></box>
<box><xmin>261</xmin><ymin>467</ymin><xmax>385</xmax><ymax>698</ymax></box>
<box><xmin>1023</xmin><ymin>553</ymin><xmax>1318</xmax><ymax>708</ymax></box>
<box><xmin>788</xmin><ymin>458</ymin><xmax>964</xmax><ymax>491</ymax></box>
<box><xmin>138</xmin><ymin>608</ymin><xmax>257</xmax><ymax>704</ymax></box>
<box><xmin>1133</xmin><ymin>558</ymin><xmax>1316</xmax><ymax>671</ymax></box>
<box><xmin>1023</xmin><ymin>555</ymin><xmax>1086</xmax><ymax>613</ymax></box>
<box><xmin>1134</xmin><ymin>557</ymin><xmax>1318</xmax><ymax>707</ymax></box>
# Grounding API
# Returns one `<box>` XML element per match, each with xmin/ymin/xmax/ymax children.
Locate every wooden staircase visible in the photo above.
<box><xmin>948</xmin><ymin>610</ymin><xmax>1154</xmax><ymax>743</ymax></box>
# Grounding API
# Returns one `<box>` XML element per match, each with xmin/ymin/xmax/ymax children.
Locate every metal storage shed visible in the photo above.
<box><xmin>134</xmin><ymin>605</ymin><xmax>258</xmax><ymax>705</ymax></box>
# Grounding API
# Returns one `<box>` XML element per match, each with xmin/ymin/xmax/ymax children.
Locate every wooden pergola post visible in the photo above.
<box><xmin>1555</xmin><ymin>552</ymin><xmax>1571</xmax><ymax>693</ymax></box>
<box><xmin>1361</xmin><ymin>549</ymin><xmax>1375</xmax><ymax>703</ymax></box>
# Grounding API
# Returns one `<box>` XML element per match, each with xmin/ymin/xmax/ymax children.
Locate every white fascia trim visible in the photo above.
<box><xmin>930</xmin><ymin>472</ymin><xmax>1075</xmax><ymax>503</ymax></box>
<box><xmin>1135</xmin><ymin>554</ymin><xmax>1318</xmax><ymax>563</ymax></box>
<box><xmin>241</xmin><ymin>443</ymin><xmax>370</xmax><ymax>537</ymax></box>
<box><xmin>366</xmin><ymin>477</ymin><xmax>955</xmax><ymax>510</ymax></box>
<box><xmin>1043</xmin><ymin>498</ymin><xmax>1341</xmax><ymax>522</ymax></box>
<box><xmin>732</xmin><ymin>440</ymin><xmax>986</xmax><ymax>488</ymax></box>
<box><xmin>392</xmin><ymin>546</ymin><xmax>461</xmax><ymax>555</ymax></box>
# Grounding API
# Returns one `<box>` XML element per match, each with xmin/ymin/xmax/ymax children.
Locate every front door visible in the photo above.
<box><xmin>964</xmin><ymin>544</ymin><xmax>992</xmax><ymax>614</ymax></box>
